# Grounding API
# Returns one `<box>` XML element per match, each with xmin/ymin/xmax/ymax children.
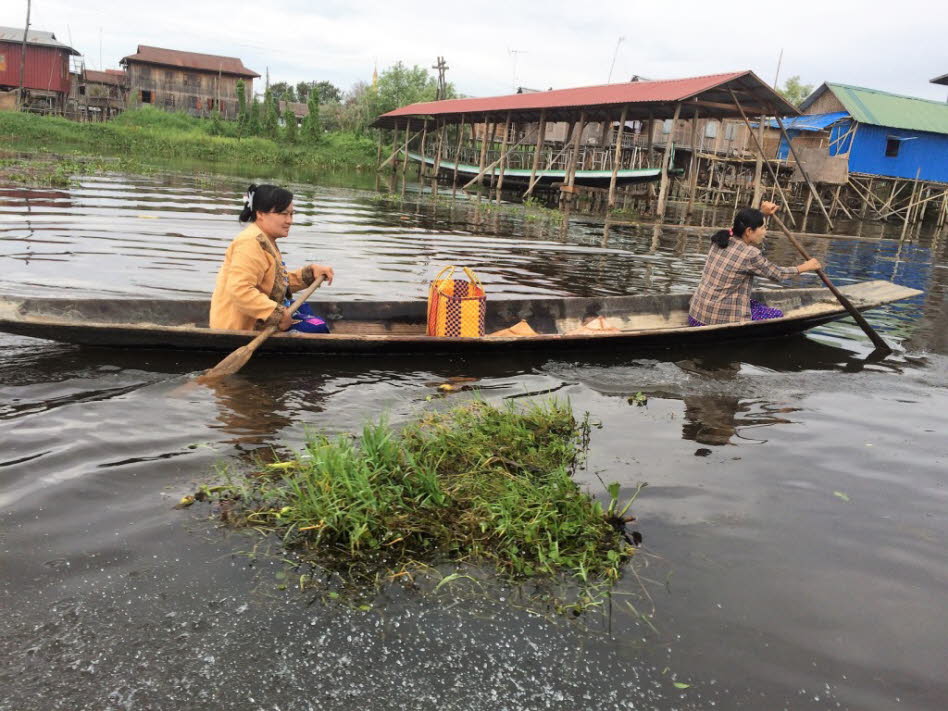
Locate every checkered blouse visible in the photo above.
<box><xmin>689</xmin><ymin>237</ymin><xmax>798</xmax><ymax>325</ymax></box>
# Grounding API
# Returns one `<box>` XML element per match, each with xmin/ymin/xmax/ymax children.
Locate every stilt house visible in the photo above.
<box><xmin>0</xmin><ymin>26</ymin><xmax>79</xmax><ymax>113</ymax></box>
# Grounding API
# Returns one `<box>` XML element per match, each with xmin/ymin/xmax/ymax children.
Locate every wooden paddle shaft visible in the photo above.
<box><xmin>771</xmin><ymin>215</ymin><xmax>890</xmax><ymax>351</ymax></box>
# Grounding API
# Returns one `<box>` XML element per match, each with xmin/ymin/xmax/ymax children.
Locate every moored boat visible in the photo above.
<box><xmin>0</xmin><ymin>280</ymin><xmax>921</xmax><ymax>354</ymax></box>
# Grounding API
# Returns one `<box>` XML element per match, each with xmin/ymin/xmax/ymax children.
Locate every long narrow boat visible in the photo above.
<box><xmin>0</xmin><ymin>281</ymin><xmax>921</xmax><ymax>354</ymax></box>
<box><xmin>408</xmin><ymin>152</ymin><xmax>684</xmax><ymax>188</ymax></box>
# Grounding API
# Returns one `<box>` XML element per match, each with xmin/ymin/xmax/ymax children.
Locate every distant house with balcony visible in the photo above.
<box><xmin>69</xmin><ymin>68</ymin><xmax>128</xmax><ymax>120</ymax></box>
<box><xmin>120</xmin><ymin>45</ymin><xmax>259</xmax><ymax>118</ymax></box>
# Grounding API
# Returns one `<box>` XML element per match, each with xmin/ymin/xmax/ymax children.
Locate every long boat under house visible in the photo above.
<box><xmin>372</xmin><ymin>71</ymin><xmax>802</xmax><ymax>219</ymax></box>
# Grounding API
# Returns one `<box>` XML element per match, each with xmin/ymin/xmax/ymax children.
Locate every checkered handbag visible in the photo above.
<box><xmin>426</xmin><ymin>266</ymin><xmax>486</xmax><ymax>337</ymax></box>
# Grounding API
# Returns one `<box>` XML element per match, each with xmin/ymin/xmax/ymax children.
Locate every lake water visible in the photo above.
<box><xmin>1</xmin><ymin>168</ymin><xmax>946</xmax><ymax>711</ymax></box>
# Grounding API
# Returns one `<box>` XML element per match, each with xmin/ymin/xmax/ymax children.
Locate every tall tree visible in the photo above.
<box><xmin>284</xmin><ymin>108</ymin><xmax>298</xmax><ymax>143</ymax></box>
<box><xmin>777</xmin><ymin>76</ymin><xmax>815</xmax><ymax>107</ymax></box>
<box><xmin>269</xmin><ymin>81</ymin><xmax>297</xmax><ymax>103</ymax></box>
<box><xmin>236</xmin><ymin>79</ymin><xmax>248</xmax><ymax>132</ymax></box>
<box><xmin>261</xmin><ymin>89</ymin><xmax>279</xmax><ymax>138</ymax></box>
<box><xmin>296</xmin><ymin>80</ymin><xmax>342</xmax><ymax>105</ymax></box>
<box><xmin>302</xmin><ymin>92</ymin><xmax>322</xmax><ymax>144</ymax></box>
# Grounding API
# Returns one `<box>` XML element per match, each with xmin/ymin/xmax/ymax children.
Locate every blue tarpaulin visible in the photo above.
<box><xmin>764</xmin><ymin>112</ymin><xmax>850</xmax><ymax>131</ymax></box>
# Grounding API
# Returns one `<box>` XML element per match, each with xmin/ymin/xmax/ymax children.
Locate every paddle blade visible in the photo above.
<box><xmin>196</xmin><ymin>344</ymin><xmax>255</xmax><ymax>383</ymax></box>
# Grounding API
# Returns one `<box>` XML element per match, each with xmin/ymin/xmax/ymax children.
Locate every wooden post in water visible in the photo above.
<box><xmin>477</xmin><ymin>114</ymin><xmax>490</xmax><ymax>189</ymax></box>
<box><xmin>901</xmin><ymin>167</ymin><xmax>922</xmax><ymax>240</ymax></box>
<box><xmin>451</xmin><ymin>115</ymin><xmax>465</xmax><ymax>199</ymax></box>
<box><xmin>752</xmin><ymin>115</ymin><xmax>765</xmax><ymax>206</ymax></box>
<box><xmin>400</xmin><ymin>119</ymin><xmax>411</xmax><ymax>197</ymax></box>
<box><xmin>686</xmin><ymin>107</ymin><xmax>700</xmax><ymax>218</ymax></box>
<box><xmin>432</xmin><ymin>120</ymin><xmax>445</xmax><ymax>196</ymax></box>
<box><xmin>526</xmin><ymin>109</ymin><xmax>547</xmax><ymax>199</ymax></box>
<box><xmin>495</xmin><ymin>112</ymin><xmax>512</xmax><ymax>204</ymax></box>
<box><xmin>656</xmin><ymin>103</ymin><xmax>681</xmax><ymax>220</ymax></box>
<box><xmin>562</xmin><ymin>112</ymin><xmax>586</xmax><ymax>209</ymax></box>
<box><xmin>418</xmin><ymin>119</ymin><xmax>428</xmax><ymax>178</ymax></box>
<box><xmin>608</xmin><ymin>104</ymin><xmax>629</xmax><ymax>209</ymax></box>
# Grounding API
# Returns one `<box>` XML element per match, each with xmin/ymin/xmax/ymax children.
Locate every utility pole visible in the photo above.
<box><xmin>432</xmin><ymin>56</ymin><xmax>449</xmax><ymax>100</ymax></box>
<box><xmin>607</xmin><ymin>36</ymin><xmax>625</xmax><ymax>84</ymax></box>
<box><xmin>18</xmin><ymin>0</ymin><xmax>32</xmax><ymax>110</ymax></box>
<box><xmin>508</xmin><ymin>48</ymin><xmax>526</xmax><ymax>91</ymax></box>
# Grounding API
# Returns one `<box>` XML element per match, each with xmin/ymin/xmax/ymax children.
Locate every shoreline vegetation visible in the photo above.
<box><xmin>0</xmin><ymin>107</ymin><xmax>378</xmax><ymax>185</ymax></box>
<box><xmin>189</xmin><ymin>398</ymin><xmax>642</xmax><ymax>613</ymax></box>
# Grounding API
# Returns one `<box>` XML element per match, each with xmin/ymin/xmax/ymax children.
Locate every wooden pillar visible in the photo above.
<box><xmin>432</xmin><ymin>120</ymin><xmax>445</xmax><ymax>196</ymax></box>
<box><xmin>608</xmin><ymin>104</ymin><xmax>629</xmax><ymax>208</ymax></box>
<box><xmin>901</xmin><ymin>167</ymin><xmax>921</xmax><ymax>239</ymax></box>
<box><xmin>495</xmin><ymin>111</ymin><xmax>512</xmax><ymax>204</ymax></box>
<box><xmin>477</xmin><ymin>114</ymin><xmax>490</xmax><ymax>187</ymax></box>
<box><xmin>400</xmin><ymin>119</ymin><xmax>411</xmax><ymax>197</ymax></box>
<box><xmin>751</xmin><ymin>115</ymin><xmax>765</xmax><ymax>206</ymax></box>
<box><xmin>564</xmin><ymin>112</ymin><xmax>587</xmax><ymax>196</ymax></box>
<box><xmin>686</xmin><ymin>107</ymin><xmax>700</xmax><ymax>218</ymax></box>
<box><xmin>451</xmin><ymin>115</ymin><xmax>465</xmax><ymax>199</ymax></box>
<box><xmin>418</xmin><ymin>119</ymin><xmax>429</xmax><ymax>178</ymax></box>
<box><xmin>656</xmin><ymin>103</ymin><xmax>682</xmax><ymax>219</ymax></box>
<box><xmin>526</xmin><ymin>109</ymin><xmax>547</xmax><ymax>198</ymax></box>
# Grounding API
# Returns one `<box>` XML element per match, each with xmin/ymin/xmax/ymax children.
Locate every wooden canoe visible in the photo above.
<box><xmin>0</xmin><ymin>280</ymin><xmax>921</xmax><ymax>354</ymax></box>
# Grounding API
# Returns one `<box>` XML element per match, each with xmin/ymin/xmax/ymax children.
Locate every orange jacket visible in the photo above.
<box><xmin>209</xmin><ymin>223</ymin><xmax>315</xmax><ymax>331</ymax></box>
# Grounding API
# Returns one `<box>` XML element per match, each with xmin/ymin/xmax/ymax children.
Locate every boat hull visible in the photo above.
<box><xmin>0</xmin><ymin>281</ymin><xmax>921</xmax><ymax>354</ymax></box>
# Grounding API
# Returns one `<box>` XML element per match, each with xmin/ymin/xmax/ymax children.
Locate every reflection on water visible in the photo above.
<box><xmin>1</xmin><ymin>169</ymin><xmax>947</xmax><ymax>710</ymax></box>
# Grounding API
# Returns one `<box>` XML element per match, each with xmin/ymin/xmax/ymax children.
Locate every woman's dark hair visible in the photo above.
<box><xmin>238</xmin><ymin>183</ymin><xmax>293</xmax><ymax>223</ymax></box>
<box><xmin>711</xmin><ymin>207</ymin><xmax>765</xmax><ymax>248</ymax></box>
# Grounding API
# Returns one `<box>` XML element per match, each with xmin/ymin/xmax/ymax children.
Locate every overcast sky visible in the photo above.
<box><xmin>3</xmin><ymin>0</ymin><xmax>946</xmax><ymax>102</ymax></box>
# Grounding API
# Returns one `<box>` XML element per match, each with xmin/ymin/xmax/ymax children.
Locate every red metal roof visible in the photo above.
<box><xmin>375</xmin><ymin>71</ymin><xmax>798</xmax><ymax>126</ymax></box>
<box><xmin>121</xmin><ymin>45</ymin><xmax>260</xmax><ymax>78</ymax></box>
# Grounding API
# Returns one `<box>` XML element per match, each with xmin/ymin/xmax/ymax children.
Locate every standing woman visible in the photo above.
<box><xmin>688</xmin><ymin>201</ymin><xmax>821</xmax><ymax>326</ymax></box>
<box><xmin>210</xmin><ymin>184</ymin><xmax>334</xmax><ymax>333</ymax></box>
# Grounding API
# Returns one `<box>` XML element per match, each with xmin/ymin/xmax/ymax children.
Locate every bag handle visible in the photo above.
<box><xmin>432</xmin><ymin>265</ymin><xmax>484</xmax><ymax>291</ymax></box>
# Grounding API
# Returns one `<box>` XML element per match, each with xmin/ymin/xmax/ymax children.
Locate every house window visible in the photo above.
<box><xmin>662</xmin><ymin>119</ymin><xmax>673</xmax><ymax>134</ymax></box>
<box><xmin>885</xmin><ymin>138</ymin><xmax>900</xmax><ymax>158</ymax></box>
<box><xmin>724</xmin><ymin>124</ymin><xmax>737</xmax><ymax>141</ymax></box>
<box><xmin>705</xmin><ymin>121</ymin><xmax>718</xmax><ymax>138</ymax></box>
<box><xmin>141</xmin><ymin>90</ymin><xmax>152</xmax><ymax>103</ymax></box>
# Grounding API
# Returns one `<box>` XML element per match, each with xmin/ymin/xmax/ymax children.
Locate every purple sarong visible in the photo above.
<box><xmin>688</xmin><ymin>299</ymin><xmax>784</xmax><ymax>328</ymax></box>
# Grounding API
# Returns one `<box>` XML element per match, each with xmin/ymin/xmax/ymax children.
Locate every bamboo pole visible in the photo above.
<box><xmin>686</xmin><ymin>107</ymin><xmax>699</xmax><ymax>217</ymax></box>
<box><xmin>523</xmin><ymin>137</ymin><xmax>573</xmax><ymax>198</ymax></box>
<box><xmin>751</xmin><ymin>114</ymin><xmax>765</xmax><ymax>206</ymax></box>
<box><xmin>900</xmin><ymin>167</ymin><xmax>922</xmax><ymax>239</ymax></box>
<box><xmin>566</xmin><ymin>112</ymin><xmax>587</xmax><ymax>190</ymax></box>
<box><xmin>526</xmin><ymin>109</ymin><xmax>547</xmax><ymax>199</ymax></box>
<box><xmin>418</xmin><ymin>119</ymin><xmax>429</xmax><ymax>178</ymax></box>
<box><xmin>727</xmin><ymin>90</ymin><xmax>798</xmax><ymax>227</ymax></box>
<box><xmin>772</xmin><ymin>112</ymin><xmax>834</xmax><ymax>231</ymax></box>
<box><xmin>476</xmin><ymin>114</ymin><xmax>490</xmax><ymax>187</ymax></box>
<box><xmin>656</xmin><ymin>103</ymin><xmax>681</xmax><ymax>219</ymax></box>
<box><xmin>432</xmin><ymin>120</ymin><xmax>445</xmax><ymax>196</ymax></box>
<box><xmin>400</xmin><ymin>119</ymin><xmax>411</xmax><ymax>197</ymax></box>
<box><xmin>608</xmin><ymin>104</ymin><xmax>629</xmax><ymax>208</ymax></box>
<box><xmin>495</xmin><ymin>111</ymin><xmax>512</xmax><ymax>204</ymax></box>
<box><xmin>451</xmin><ymin>114</ymin><xmax>465</xmax><ymax>199</ymax></box>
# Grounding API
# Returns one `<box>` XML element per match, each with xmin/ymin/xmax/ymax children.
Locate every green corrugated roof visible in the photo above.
<box><xmin>822</xmin><ymin>83</ymin><xmax>948</xmax><ymax>135</ymax></box>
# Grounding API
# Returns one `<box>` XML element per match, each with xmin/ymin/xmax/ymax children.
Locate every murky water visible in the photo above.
<box><xmin>1</xmin><ymin>168</ymin><xmax>946</xmax><ymax>711</ymax></box>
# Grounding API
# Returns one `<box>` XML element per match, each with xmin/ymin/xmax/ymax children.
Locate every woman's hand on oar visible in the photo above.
<box><xmin>770</xmin><ymin>214</ymin><xmax>890</xmax><ymax>353</ymax></box>
<box><xmin>196</xmin><ymin>275</ymin><xmax>326</xmax><ymax>384</ymax></box>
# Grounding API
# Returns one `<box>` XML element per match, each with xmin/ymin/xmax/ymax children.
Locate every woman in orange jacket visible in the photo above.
<box><xmin>209</xmin><ymin>184</ymin><xmax>334</xmax><ymax>332</ymax></box>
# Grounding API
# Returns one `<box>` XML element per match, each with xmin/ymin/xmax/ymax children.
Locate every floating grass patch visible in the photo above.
<box><xmin>197</xmin><ymin>398</ymin><xmax>639</xmax><ymax>609</ymax></box>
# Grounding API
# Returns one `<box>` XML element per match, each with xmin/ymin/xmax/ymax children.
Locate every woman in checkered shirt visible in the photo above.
<box><xmin>688</xmin><ymin>201</ymin><xmax>821</xmax><ymax>327</ymax></box>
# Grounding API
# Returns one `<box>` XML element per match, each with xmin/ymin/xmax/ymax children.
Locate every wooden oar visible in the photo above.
<box><xmin>770</xmin><ymin>215</ymin><xmax>890</xmax><ymax>353</ymax></box>
<box><xmin>196</xmin><ymin>275</ymin><xmax>326</xmax><ymax>384</ymax></box>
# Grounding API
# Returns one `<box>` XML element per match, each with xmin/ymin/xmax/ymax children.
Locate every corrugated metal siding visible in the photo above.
<box><xmin>848</xmin><ymin>123</ymin><xmax>948</xmax><ymax>182</ymax></box>
<box><xmin>0</xmin><ymin>42</ymin><xmax>70</xmax><ymax>93</ymax></box>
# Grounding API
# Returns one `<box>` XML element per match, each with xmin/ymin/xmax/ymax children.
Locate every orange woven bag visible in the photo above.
<box><xmin>426</xmin><ymin>266</ymin><xmax>486</xmax><ymax>337</ymax></box>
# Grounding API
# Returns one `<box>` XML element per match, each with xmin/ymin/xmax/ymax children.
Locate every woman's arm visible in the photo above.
<box><xmin>288</xmin><ymin>263</ymin><xmax>334</xmax><ymax>291</ymax></box>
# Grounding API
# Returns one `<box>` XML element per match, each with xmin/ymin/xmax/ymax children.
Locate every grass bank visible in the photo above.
<box><xmin>0</xmin><ymin>107</ymin><xmax>378</xmax><ymax>176</ymax></box>
<box><xmin>192</xmin><ymin>398</ymin><xmax>641</xmax><ymax>611</ymax></box>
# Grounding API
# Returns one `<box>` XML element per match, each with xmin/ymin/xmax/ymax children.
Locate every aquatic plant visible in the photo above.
<box><xmin>196</xmin><ymin>398</ymin><xmax>639</xmax><ymax>609</ymax></box>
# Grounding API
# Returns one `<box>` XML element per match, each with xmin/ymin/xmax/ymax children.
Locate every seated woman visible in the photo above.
<box><xmin>688</xmin><ymin>201</ymin><xmax>821</xmax><ymax>327</ymax></box>
<box><xmin>210</xmin><ymin>184</ymin><xmax>334</xmax><ymax>333</ymax></box>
